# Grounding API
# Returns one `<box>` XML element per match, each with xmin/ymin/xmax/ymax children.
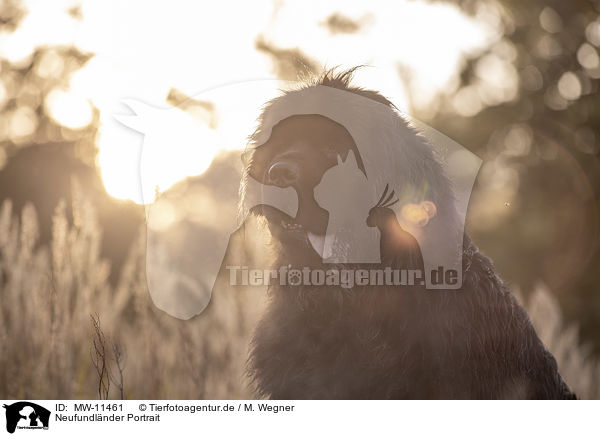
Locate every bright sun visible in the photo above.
<box><xmin>1</xmin><ymin>0</ymin><xmax>499</xmax><ymax>204</ymax></box>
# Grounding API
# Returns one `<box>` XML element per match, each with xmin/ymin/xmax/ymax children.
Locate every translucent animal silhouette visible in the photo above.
<box><xmin>366</xmin><ymin>184</ymin><xmax>425</xmax><ymax>272</ymax></box>
<box><xmin>314</xmin><ymin>150</ymin><xmax>380</xmax><ymax>263</ymax></box>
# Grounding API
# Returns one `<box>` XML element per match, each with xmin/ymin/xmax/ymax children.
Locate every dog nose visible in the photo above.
<box><xmin>267</xmin><ymin>161</ymin><xmax>299</xmax><ymax>186</ymax></box>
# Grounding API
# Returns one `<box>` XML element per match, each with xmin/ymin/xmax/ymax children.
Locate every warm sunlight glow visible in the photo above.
<box><xmin>45</xmin><ymin>89</ymin><xmax>93</xmax><ymax>130</ymax></box>
<box><xmin>400</xmin><ymin>201</ymin><xmax>437</xmax><ymax>227</ymax></box>
<box><xmin>0</xmin><ymin>0</ymin><xmax>499</xmax><ymax>204</ymax></box>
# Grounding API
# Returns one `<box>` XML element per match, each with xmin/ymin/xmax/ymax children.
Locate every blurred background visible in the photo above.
<box><xmin>0</xmin><ymin>0</ymin><xmax>599</xmax><ymax>398</ymax></box>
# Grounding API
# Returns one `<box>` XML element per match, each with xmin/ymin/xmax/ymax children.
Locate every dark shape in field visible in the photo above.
<box><xmin>0</xmin><ymin>142</ymin><xmax>143</xmax><ymax>284</ymax></box>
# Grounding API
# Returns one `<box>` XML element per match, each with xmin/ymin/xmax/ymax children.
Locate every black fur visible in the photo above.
<box><xmin>249</xmin><ymin>234</ymin><xmax>575</xmax><ymax>399</ymax></box>
<box><xmin>246</xmin><ymin>70</ymin><xmax>576</xmax><ymax>400</ymax></box>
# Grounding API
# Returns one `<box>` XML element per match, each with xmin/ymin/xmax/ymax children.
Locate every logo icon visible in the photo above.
<box><xmin>3</xmin><ymin>402</ymin><xmax>50</xmax><ymax>434</ymax></box>
<box><xmin>114</xmin><ymin>79</ymin><xmax>481</xmax><ymax>319</ymax></box>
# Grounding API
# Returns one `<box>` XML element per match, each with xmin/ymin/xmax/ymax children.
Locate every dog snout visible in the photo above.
<box><xmin>267</xmin><ymin>161</ymin><xmax>299</xmax><ymax>187</ymax></box>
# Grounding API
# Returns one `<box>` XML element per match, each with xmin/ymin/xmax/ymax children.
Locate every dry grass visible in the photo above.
<box><xmin>0</xmin><ymin>189</ymin><xmax>261</xmax><ymax>399</ymax></box>
<box><xmin>520</xmin><ymin>285</ymin><xmax>600</xmax><ymax>399</ymax></box>
<box><xmin>0</xmin><ymin>193</ymin><xmax>597</xmax><ymax>399</ymax></box>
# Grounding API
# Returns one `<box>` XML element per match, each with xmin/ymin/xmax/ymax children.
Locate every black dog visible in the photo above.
<box><xmin>241</xmin><ymin>69</ymin><xmax>575</xmax><ymax>399</ymax></box>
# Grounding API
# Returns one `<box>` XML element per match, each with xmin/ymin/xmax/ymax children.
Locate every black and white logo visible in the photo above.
<box><xmin>3</xmin><ymin>402</ymin><xmax>50</xmax><ymax>434</ymax></box>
